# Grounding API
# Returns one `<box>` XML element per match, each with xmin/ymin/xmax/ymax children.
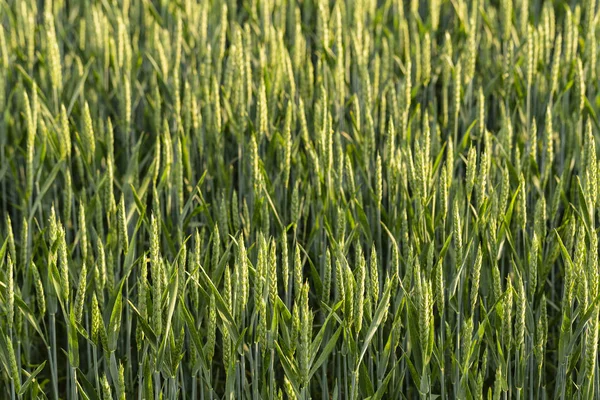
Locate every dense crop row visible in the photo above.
<box><xmin>1</xmin><ymin>0</ymin><xmax>600</xmax><ymax>398</ymax></box>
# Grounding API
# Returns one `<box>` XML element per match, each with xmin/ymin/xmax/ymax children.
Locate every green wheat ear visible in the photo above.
<box><xmin>6</xmin><ymin>254</ymin><xmax>14</xmax><ymax>331</ymax></box>
<box><xmin>7</xmin><ymin>335</ymin><xmax>20</xmax><ymax>393</ymax></box>
<box><xmin>470</xmin><ymin>245</ymin><xmax>482</xmax><ymax>315</ymax></box>
<box><xmin>101</xmin><ymin>375</ymin><xmax>113</xmax><ymax>400</ymax></box>
<box><xmin>74</xmin><ymin>260</ymin><xmax>87</xmax><ymax>324</ymax></box>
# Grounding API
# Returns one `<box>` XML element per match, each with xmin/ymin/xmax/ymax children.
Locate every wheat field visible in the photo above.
<box><xmin>0</xmin><ymin>0</ymin><xmax>599</xmax><ymax>398</ymax></box>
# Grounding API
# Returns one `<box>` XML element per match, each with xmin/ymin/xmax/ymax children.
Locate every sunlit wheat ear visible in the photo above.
<box><xmin>461</xmin><ymin>317</ymin><xmax>472</xmax><ymax>367</ymax></box>
<box><xmin>353</xmin><ymin>247</ymin><xmax>365</xmax><ymax>334</ymax></box>
<box><xmin>574</xmin><ymin>57</ymin><xmax>585</xmax><ymax>114</ymax></box>
<box><xmin>45</xmin><ymin>11</ymin><xmax>62</xmax><ymax>92</ymax></box>
<box><xmin>58</xmin><ymin>224</ymin><xmax>70</xmax><ymax>303</ymax></box>
<box><xmin>476</xmin><ymin>149</ymin><xmax>489</xmax><ymax>207</ymax></box>
<box><xmin>224</xmin><ymin>265</ymin><xmax>235</xmax><ymax>362</ymax></box>
<box><xmin>78</xmin><ymin>201</ymin><xmax>87</xmax><ymax>260</ymax></box>
<box><xmin>7</xmin><ymin>335</ymin><xmax>20</xmax><ymax>392</ymax></box>
<box><xmin>422</xmin><ymin>32</ymin><xmax>431</xmax><ymax>86</ymax></box>
<box><xmin>502</xmin><ymin>277</ymin><xmax>514</xmax><ymax>351</ymax></box>
<box><xmin>91</xmin><ymin>293</ymin><xmax>102</xmax><ymax>344</ymax></box>
<box><xmin>370</xmin><ymin>245</ymin><xmax>379</xmax><ymax>305</ymax></box>
<box><xmin>82</xmin><ymin>102</ymin><xmax>96</xmax><ymax>164</ymax></box>
<box><xmin>453</xmin><ymin>200</ymin><xmax>463</xmax><ymax>267</ymax></box>
<box><xmin>517</xmin><ymin>173</ymin><xmax>527</xmax><ymax>231</ymax></box>
<box><xmin>0</xmin><ymin>23</ymin><xmax>8</xmax><ymax>72</ymax></box>
<box><xmin>465</xmin><ymin>146</ymin><xmax>477</xmax><ymax>202</ymax></box>
<box><xmin>529</xmin><ymin>233</ymin><xmax>539</xmax><ymax>298</ymax></box>
<box><xmin>6</xmin><ymin>214</ymin><xmax>16</xmax><ymax>264</ymax></box>
<box><xmin>31</xmin><ymin>261</ymin><xmax>46</xmax><ymax>316</ymax></box>
<box><xmin>268</xmin><ymin>238</ymin><xmax>278</xmax><ymax>310</ymax></box>
<box><xmin>515</xmin><ymin>274</ymin><xmax>526</xmax><ymax>354</ymax></box>
<box><xmin>6</xmin><ymin>254</ymin><xmax>14</xmax><ymax>331</ymax></box>
<box><xmin>550</xmin><ymin>33</ymin><xmax>562</xmax><ymax>96</ymax></box>
<box><xmin>150</xmin><ymin>214</ymin><xmax>162</xmax><ymax>336</ymax></box>
<box><xmin>345</xmin><ymin>260</ymin><xmax>355</xmax><ymax>329</ymax></box>
<box><xmin>74</xmin><ymin>260</ymin><xmax>87</xmax><ymax>324</ymax></box>
<box><xmin>101</xmin><ymin>374</ymin><xmax>112</xmax><ymax>400</ymax></box>
<box><xmin>136</xmin><ymin>258</ymin><xmax>147</xmax><ymax>349</ymax></box>
<box><xmin>434</xmin><ymin>257</ymin><xmax>445</xmax><ymax>318</ymax></box>
<box><xmin>575</xmin><ymin>226</ymin><xmax>588</xmax><ymax>310</ymax></box>
<box><xmin>117</xmin><ymin>195</ymin><xmax>128</xmax><ymax>254</ymax></box>
<box><xmin>206</xmin><ymin>293</ymin><xmax>216</xmax><ymax>364</ymax></box>
<box><xmin>585</xmin><ymin>307</ymin><xmax>599</xmax><ymax>380</ymax></box>
<box><xmin>321</xmin><ymin>248</ymin><xmax>331</xmax><ymax>305</ymax></box>
<box><xmin>585</xmin><ymin>119</ymin><xmax>597</xmax><ymax>209</ymax></box>
<box><xmin>445</xmin><ymin>138</ymin><xmax>454</xmax><ymax>188</ymax></box>
<box><xmin>298</xmin><ymin>282</ymin><xmax>312</xmax><ymax>386</ymax></box>
<box><xmin>236</xmin><ymin>232</ymin><xmax>249</xmax><ymax>313</ymax></box>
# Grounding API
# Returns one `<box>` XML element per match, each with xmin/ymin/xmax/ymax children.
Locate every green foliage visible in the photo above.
<box><xmin>0</xmin><ymin>0</ymin><xmax>599</xmax><ymax>398</ymax></box>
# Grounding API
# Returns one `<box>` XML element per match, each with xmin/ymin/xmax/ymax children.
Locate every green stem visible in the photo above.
<box><xmin>50</xmin><ymin>313</ymin><xmax>59</xmax><ymax>400</ymax></box>
<box><xmin>70</xmin><ymin>366</ymin><xmax>77</xmax><ymax>400</ymax></box>
<box><xmin>154</xmin><ymin>370</ymin><xmax>161</xmax><ymax>400</ymax></box>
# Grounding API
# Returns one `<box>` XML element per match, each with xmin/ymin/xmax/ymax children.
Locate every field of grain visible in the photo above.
<box><xmin>1</xmin><ymin>0</ymin><xmax>599</xmax><ymax>398</ymax></box>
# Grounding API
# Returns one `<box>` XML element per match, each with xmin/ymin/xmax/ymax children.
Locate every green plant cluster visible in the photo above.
<box><xmin>1</xmin><ymin>0</ymin><xmax>599</xmax><ymax>398</ymax></box>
